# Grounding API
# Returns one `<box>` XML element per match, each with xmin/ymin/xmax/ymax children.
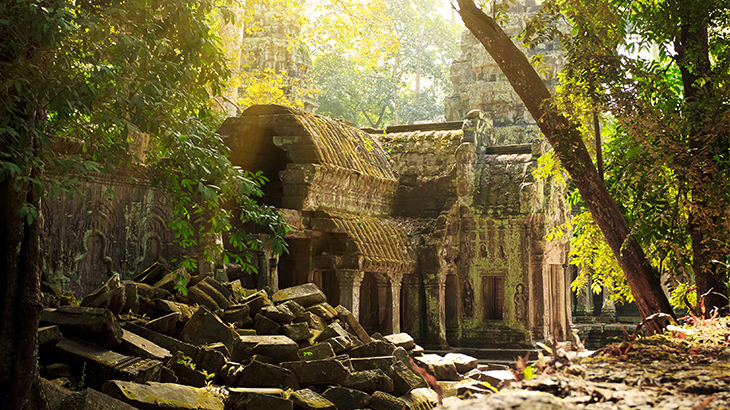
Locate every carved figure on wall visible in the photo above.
<box><xmin>479</xmin><ymin>244</ymin><xmax>487</xmax><ymax>258</ymax></box>
<box><xmin>135</xmin><ymin>234</ymin><xmax>164</xmax><ymax>275</ymax></box>
<box><xmin>462</xmin><ymin>280</ymin><xmax>474</xmax><ymax>317</ymax></box>
<box><xmin>74</xmin><ymin>231</ymin><xmax>113</xmax><ymax>296</ymax></box>
<box><xmin>514</xmin><ymin>283</ymin><xmax>528</xmax><ymax>321</ymax></box>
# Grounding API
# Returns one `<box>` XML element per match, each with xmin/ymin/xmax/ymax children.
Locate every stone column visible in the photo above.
<box><xmin>375</xmin><ymin>273</ymin><xmax>391</xmax><ymax>333</ymax></box>
<box><xmin>389</xmin><ymin>272</ymin><xmax>403</xmax><ymax>334</ymax></box>
<box><xmin>423</xmin><ymin>276</ymin><xmax>448</xmax><ymax>349</ymax></box>
<box><xmin>337</xmin><ymin>269</ymin><xmax>364</xmax><ymax>320</ymax></box>
<box><xmin>401</xmin><ymin>273</ymin><xmax>421</xmax><ymax>338</ymax></box>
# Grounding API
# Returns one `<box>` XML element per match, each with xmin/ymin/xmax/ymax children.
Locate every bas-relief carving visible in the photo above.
<box><xmin>514</xmin><ymin>282</ymin><xmax>528</xmax><ymax>322</ymax></box>
<box><xmin>72</xmin><ymin>231</ymin><xmax>113</xmax><ymax>296</ymax></box>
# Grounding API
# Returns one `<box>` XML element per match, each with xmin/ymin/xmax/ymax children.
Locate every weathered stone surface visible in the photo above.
<box><xmin>369</xmin><ymin>391</ymin><xmax>406</xmax><ymax>410</ymax></box>
<box><xmin>390</xmin><ymin>361</ymin><xmax>427</xmax><ymax>396</ymax></box>
<box><xmin>187</xmin><ymin>278</ymin><xmax>232</xmax><ymax>311</ymax></box>
<box><xmin>179</xmin><ymin>306</ymin><xmax>237</xmax><ymax>351</ymax></box>
<box><xmin>306</xmin><ymin>303</ymin><xmax>337</xmax><ymax>320</ymax></box>
<box><xmin>350</xmin><ymin>355</ymin><xmax>396</xmax><ymax>373</ymax></box>
<box><xmin>325</xmin><ymin>335</ymin><xmax>352</xmax><ymax>354</ymax></box>
<box><xmin>437</xmin><ymin>389</ymin><xmax>570</xmax><ymax>410</ymax></box>
<box><xmin>321</xmin><ymin>386</ymin><xmax>370</xmax><ymax>410</ymax></box>
<box><xmin>282</xmin><ymin>300</ymin><xmax>306</xmax><ymax>317</ymax></box>
<box><xmin>335</xmin><ymin>305</ymin><xmax>372</xmax><ymax>344</ymax></box>
<box><xmin>392</xmin><ymin>347</ymin><xmax>410</xmax><ymax>366</ymax></box>
<box><xmin>298</xmin><ymin>343</ymin><xmax>336</xmax><ymax>361</ymax></box>
<box><xmin>290</xmin><ymin>388</ymin><xmax>336</xmax><ymax>410</ymax></box>
<box><xmin>134</xmin><ymin>262</ymin><xmax>167</xmax><ymax>285</ymax></box>
<box><xmin>295</xmin><ymin>311</ymin><xmax>326</xmax><ymax>332</ymax></box>
<box><xmin>59</xmin><ymin>388</ymin><xmax>139</xmax><ymax>410</ymax></box>
<box><xmin>242</xmin><ymin>290</ymin><xmax>272</xmax><ymax>317</ymax></box>
<box><xmin>41</xmin><ymin>377</ymin><xmax>74</xmax><ymax>410</ymax></box>
<box><xmin>254</xmin><ymin>313</ymin><xmax>282</xmax><ymax>335</ymax></box>
<box><xmin>464</xmin><ymin>369</ymin><xmax>514</xmax><ymax>387</ymax></box>
<box><xmin>80</xmin><ymin>274</ymin><xmax>127</xmax><ymax>314</ymax></box>
<box><xmin>168</xmin><ymin>352</ymin><xmax>208</xmax><ymax>387</ymax></box>
<box><xmin>341</xmin><ymin>369</ymin><xmax>394</xmax><ymax>394</ymax></box>
<box><xmin>153</xmin><ymin>267</ymin><xmax>190</xmax><ymax>294</ymax></box>
<box><xmin>399</xmin><ymin>387</ymin><xmax>439</xmax><ymax>410</ymax></box>
<box><xmin>39</xmin><ymin>325</ymin><xmax>63</xmax><ymax>349</ymax></box>
<box><xmin>53</xmin><ymin>337</ymin><xmax>161</xmax><ymax>389</ymax></box>
<box><xmin>272</xmin><ymin>283</ymin><xmax>326</xmax><ymax>307</ymax></box>
<box><xmin>314</xmin><ymin>322</ymin><xmax>351</xmax><ymax>343</ymax></box>
<box><xmin>236</xmin><ymin>360</ymin><xmax>299</xmax><ymax>390</ymax></box>
<box><xmin>101</xmin><ymin>380</ymin><xmax>225</xmax><ymax>410</ymax></box>
<box><xmin>120</xmin><ymin>329</ymin><xmax>172</xmax><ymax>361</ymax></box>
<box><xmin>282</xmin><ymin>322</ymin><xmax>312</xmax><ymax>341</ymax></box>
<box><xmin>145</xmin><ymin>312</ymin><xmax>180</xmax><ymax>334</ymax></box>
<box><xmin>384</xmin><ymin>333</ymin><xmax>415</xmax><ymax>350</ymax></box>
<box><xmin>221</xmin><ymin>304</ymin><xmax>251</xmax><ymax>328</ymax></box>
<box><xmin>228</xmin><ymin>388</ymin><xmax>292</xmax><ymax>410</ymax></box>
<box><xmin>234</xmin><ymin>335</ymin><xmax>299</xmax><ymax>364</ymax></box>
<box><xmin>41</xmin><ymin>306</ymin><xmax>123</xmax><ymax>348</ymax></box>
<box><xmin>261</xmin><ymin>304</ymin><xmax>296</xmax><ymax>324</ymax></box>
<box><xmin>281</xmin><ymin>357</ymin><xmax>351</xmax><ymax>385</ymax></box>
<box><xmin>413</xmin><ymin>354</ymin><xmax>461</xmax><ymax>381</ymax></box>
<box><xmin>156</xmin><ymin>299</ymin><xmax>197</xmax><ymax>323</ymax></box>
<box><xmin>348</xmin><ymin>340</ymin><xmax>396</xmax><ymax>358</ymax></box>
<box><xmin>122</xmin><ymin>322</ymin><xmax>197</xmax><ymax>358</ymax></box>
<box><xmin>444</xmin><ymin>353</ymin><xmax>478</xmax><ymax>374</ymax></box>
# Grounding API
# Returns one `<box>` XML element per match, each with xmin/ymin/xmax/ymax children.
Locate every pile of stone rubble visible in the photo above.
<box><xmin>38</xmin><ymin>263</ymin><xmax>514</xmax><ymax>410</ymax></box>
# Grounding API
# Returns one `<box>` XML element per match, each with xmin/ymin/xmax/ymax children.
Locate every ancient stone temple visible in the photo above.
<box><xmin>216</xmin><ymin>103</ymin><xmax>572</xmax><ymax>348</ymax></box>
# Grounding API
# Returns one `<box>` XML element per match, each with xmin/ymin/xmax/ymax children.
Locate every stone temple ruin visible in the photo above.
<box><xmin>39</xmin><ymin>4</ymin><xmax>576</xmax><ymax>352</ymax></box>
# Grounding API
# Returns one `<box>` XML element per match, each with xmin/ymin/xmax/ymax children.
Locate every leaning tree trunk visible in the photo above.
<box><xmin>0</xmin><ymin>136</ymin><xmax>46</xmax><ymax>408</ymax></box>
<box><xmin>455</xmin><ymin>0</ymin><xmax>675</xmax><ymax>331</ymax></box>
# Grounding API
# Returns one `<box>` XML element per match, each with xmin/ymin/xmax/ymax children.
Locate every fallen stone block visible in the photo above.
<box><xmin>236</xmin><ymin>360</ymin><xmax>299</xmax><ymax>390</ymax></box>
<box><xmin>325</xmin><ymin>335</ymin><xmax>353</xmax><ymax>354</ymax></box>
<box><xmin>101</xmin><ymin>380</ymin><xmax>224</xmax><ymax>410</ymax></box>
<box><xmin>234</xmin><ymin>335</ymin><xmax>299</xmax><ymax>364</ymax></box>
<box><xmin>350</xmin><ymin>355</ymin><xmax>396</xmax><ymax>373</ymax></box>
<box><xmin>399</xmin><ymin>387</ymin><xmax>439</xmax><ymax>410</ymax></box>
<box><xmin>290</xmin><ymin>388</ymin><xmax>336</xmax><ymax>410</ymax></box>
<box><xmin>168</xmin><ymin>352</ymin><xmax>209</xmax><ymax>387</ymax></box>
<box><xmin>122</xmin><ymin>322</ymin><xmax>197</xmax><ymax>358</ymax></box>
<box><xmin>254</xmin><ymin>313</ymin><xmax>282</xmax><ymax>335</ymax></box>
<box><xmin>463</xmin><ymin>369</ymin><xmax>514</xmax><ymax>387</ymax></box>
<box><xmin>280</xmin><ymin>357</ymin><xmax>351</xmax><ymax>385</ymax></box>
<box><xmin>341</xmin><ymin>369</ymin><xmax>394</xmax><ymax>394</ymax></box>
<box><xmin>145</xmin><ymin>312</ymin><xmax>180</xmax><ymax>334</ymax></box>
<box><xmin>221</xmin><ymin>304</ymin><xmax>251</xmax><ymax>329</ymax></box>
<box><xmin>41</xmin><ymin>377</ymin><xmax>74</xmax><ymax>410</ymax></box>
<box><xmin>392</xmin><ymin>347</ymin><xmax>411</xmax><ymax>367</ymax></box>
<box><xmin>389</xmin><ymin>361</ymin><xmax>428</xmax><ymax>396</ymax></box>
<box><xmin>335</xmin><ymin>305</ymin><xmax>372</xmax><ymax>344</ymax></box>
<box><xmin>348</xmin><ymin>340</ymin><xmax>396</xmax><ymax>358</ymax></box>
<box><xmin>223</xmin><ymin>279</ymin><xmax>247</xmax><ymax>303</ymax></box>
<box><xmin>121</xmin><ymin>282</ymin><xmax>139</xmax><ymax>314</ymax></box>
<box><xmin>282</xmin><ymin>300</ymin><xmax>306</xmax><ymax>317</ymax></box>
<box><xmin>282</xmin><ymin>322</ymin><xmax>312</xmax><ymax>341</ymax></box>
<box><xmin>38</xmin><ymin>325</ymin><xmax>63</xmax><ymax>349</ymax></box>
<box><xmin>384</xmin><ymin>333</ymin><xmax>415</xmax><ymax>351</ymax></box>
<box><xmin>134</xmin><ymin>262</ymin><xmax>168</xmax><ymax>284</ymax></box>
<box><xmin>59</xmin><ymin>388</ymin><xmax>139</xmax><ymax>410</ymax></box>
<box><xmin>298</xmin><ymin>343</ymin><xmax>336</xmax><ymax>361</ymax></box>
<box><xmin>81</xmin><ymin>274</ymin><xmax>127</xmax><ymax>315</ymax></box>
<box><xmin>120</xmin><ymin>329</ymin><xmax>171</xmax><ymax>361</ymax></box>
<box><xmin>242</xmin><ymin>290</ymin><xmax>272</xmax><ymax>317</ymax></box>
<box><xmin>295</xmin><ymin>311</ymin><xmax>326</xmax><ymax>332</ymax></box>
<box><xmin>314</xmin><ymin>322</ymin><xmax>351</xmax><ymax>344</ymax></box>
<box><xmin>306</xmin><ymin>303</ymin><xmax>337</xmax><ymax>320</ymax></box>
<box><xmin>227</xmin><ymin>388</ymin><xmax>293</xmax><ymax>410</ymax></box>
<box><xmin>444</xmin><ymin>353</ymin><xmax>478</xmax><ymax>374</ymax></box>
<box><xmin>41</xmin><ymin>306</ymin><xmax>123</xmax><ymax>348</ymax></box>
<box><xmin>261</xmin><ymin>304</ymin><xmax>295</xmax><ymax>324</ymax></box>
<box><xmin>179</xmin><ymin>306</ymin><xmax>237</xmax><ymax>352</ymax></box>
<box><xmin>187</xmin><ymin>282</ymin><xmax>223</xmax><ymax>311</ymax></box>
<box><xmin>153</xmin><ymin>267</ymin><xmax>190</xmax><ymax>294</ymax></box>
<box><xmin>321</xmin><ymin>386</ymin><xmax>371</xmax><ymax>410</ymax></box>
<box><xmin>413</xmin><ymin>354</ymin><xmax>461</xmax><ymax>381</ymax></box>
<box><xmin>53</xmin><ymin>337</ymin><xmax>161</xmax><ymax>390</ymax></box>
<box><xmin>272</xmin><ymin>283</ymin><xmax>326</xmax><ymax>307</ymax></box>
<box><xmin>155</xmin><ymin>299</ymin><xmax>197</xmax><ymax>323</ymax></box>
<box><xmin>369</xmin><ymin>391</ymin><xmax>407</xmax><ymax>410</ymax></box>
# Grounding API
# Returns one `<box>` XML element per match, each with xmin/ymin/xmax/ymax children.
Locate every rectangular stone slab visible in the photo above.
<box><xmin>272</xmin><ymin>283</ymin><xmax>326</xmax><ymax>307</ymax></box>
<box><xmin>53</xmin><ymin>337</ymin><xmax>161</xmax><ymax>390</ymax></box>
<box><xmin>41</xmin><ymin>306</ymin><xmax>122</xmax><ymax>348</ymax></box>
<box><xmin>121</xmin><ymin>329</ymin><xmax>172</xmax><ymax>361</ymax></box>
<box><xmin>101</xmin><ymin>381</ymin><xmax>224</xmax><ymax>410</ymax></box>
<box><xmin>280</xmin><ymin>357</ymin><xmax>352</xmax><ymax>385</ymax></box>
<box><xmin>235</xmin><ymin>335</ymin><xmax>299</xmax><ymax>364</ymax></box>
<box><xmin>122</xmin><ymin>322</ymin><xmax>197</xmax><ymax>358</ymax></box>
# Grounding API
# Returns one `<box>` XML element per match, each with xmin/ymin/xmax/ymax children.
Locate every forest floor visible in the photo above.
<box><xmin>441</xmin><ymin>315</ymin><xmax>730</xmax><ymax>409</ymax></box>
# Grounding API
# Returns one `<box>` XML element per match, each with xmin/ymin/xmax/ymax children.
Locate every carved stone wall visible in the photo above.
<box><xmin>40</xmin><ymin>171</ymin><xmax>182</xmax><ymax>297</ymax></box>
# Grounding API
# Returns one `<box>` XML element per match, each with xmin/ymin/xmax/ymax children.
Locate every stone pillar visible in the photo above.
<box><xmin>337</xmin><ymin>269</ymin><xmax>364</xmax><ymax>321</ymax></box>
<box><xmin>375</xmin><ymin>274</ymin><xmax>391</xmax><ymax>333</ymax></box>
<box><xmin>424</xmin><ymin>276</ymin><xmax>448</xmax><ymax>349</ymax></box>
<box><xmin>268</xmin><ymin>256</ymin><xmax>279</xmax><ymax>291</ymax></box>
<box><xmin>389</xmin><ymin>272</ymin><xmax>403</xmax><ymax>334</ymax></box>
<box><xmin>401</xmin><ymin>273</ymin><xmax>421</xmax><ymax>338</ymax></box>
<box><xmin>573</xmin><ymin>266</ymin><xmax>593</xmax><ymax>317</ymax></box>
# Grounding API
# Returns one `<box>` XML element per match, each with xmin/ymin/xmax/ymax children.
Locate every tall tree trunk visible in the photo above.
<box><xmin>455</xmin><ymin>0</ymin><xmax>675</xmax><ymax>330</ymax></box>
<box><xmin>0</xmin><ymin>117</ymin><xmax>45</xmax><ymax>409</ymax></box>
<box><xmin>675</xmin><ymin>1</ymin><xmax>729</xmax><ymax>316</ymax></box>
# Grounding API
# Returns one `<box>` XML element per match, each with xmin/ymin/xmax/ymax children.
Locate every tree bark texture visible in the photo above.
<box><xmin>455</xmin><ymin>0</ymin><xmax>675</xmax><ymax>330</ymax></box>
<box><xmin>0</xmin><ymin>143</ymin><xmax>45</xmax><ymax>408</ymax></box>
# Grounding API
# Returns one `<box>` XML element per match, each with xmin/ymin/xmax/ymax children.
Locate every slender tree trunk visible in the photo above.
<box><xmin>0</xmin><ymin>133</ymin><xmax>45</xmax><ymax>409</ymax></box>
<box><xmin>455</xmin><ymin>0</ymin><xmax>675</xmax><ymax>330</ymax></box>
